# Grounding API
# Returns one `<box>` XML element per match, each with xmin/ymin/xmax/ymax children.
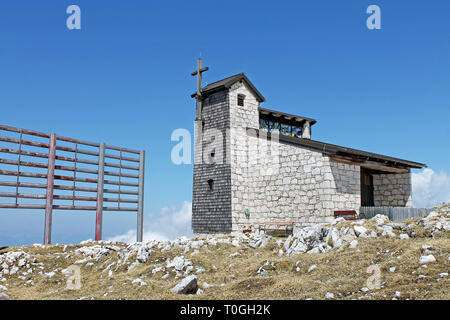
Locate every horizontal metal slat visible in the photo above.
<box><xmin>0</xmin><ymin>181</ymin><xmax>47</xmax><ymax>189</ymax></box>
<box><xmin>0</xmin><ymin>136</ymin><xmax>49</xmax><ymax>149</ymax></box>
<box><xmin>0</xmin><ymin>192</ymin><xmax>46</xmax><ymax>199</ymax></box>
<box><xmin>53</xmin><ymin>195</ymin><xmax>97</xmax><ymax>202</ymax></box>
<box><xmin>54</xmin><ymin>184</ymin><xmax>97</xmax><ymax>193</ymax></box>
<box><xmin>56</xmin><ymin>145</ymin><xmax>99</xmax><ymax>157</ymax></box>
<box><xmin>0</xmin><ymin>204</ymin><xmax>46</xmax><ymax>209</ymax></box>
<box><xmin>55</xmin><ymin>154</ymin><xmax>98</xmax><ymax>166</ymax></box>
<box><xmin>104</xmin><ymin>153</ymin><xmax>140</xmax><ymax>163</ymax></box>
<box><xmin>0</xmin><ymin>125</ymin><xmax>49</xmax><ymax>138</ymax></box>
<box><xmin>0</xmin><ymin>169</ymin><xmax>47</xmax><ymax>179</ymax></box>
<box><xmin>103</xmin><ymin>188</ymin><xmax>138</xmax><ymax>195</ymax></box>
<box><xmin>53</xmin><ymin>174</ymin><xmax>98</xmax><ymax>184</ymax></box>
<box><xmin>0</xmin><ymin>204</ymin><xmax>137</xmax><ymax>211</ymax></box>
<box><xmin>103</xmin><ymin>206</ymin><xmax>138</xmax><ymax>212</ymax></box>
<box><xmin>103</xmin><ymin>179</ymin><xmax>138</xmax><ymax>187</ymax></box>
<box><xmin>0</xmin><ymin>148</ymin><xmax>48</xmax><ymax>159</ymax></box>
<box><xmin>104</xmin><ymin>161</ymin><xmax>139</xmax><ymax>171</ymax></box>
<box><xmin>104</xmin><ymin>170</ymin><xmax>139</xmax><ymax>179</ymax></box>
<box><xmin>54</xmin><ymin>164</ymin><xmax>98</xmax><ymax>175</ymax></box>
<box><xmin>0</xmin><ymin>158</ymin><xmax>48</xmax><ymax>169</ymax></box>
<box><xmin>56</xmin><ymin>135</ymin><xmax>100</xmax><ymax>148</ymax></box>
<box><xmin>105</xmin><ymin>144</ymin><xmax>141</xmax><ymax>155</ymax></box>
<box><xmin>103</xmin><ymin>197</ymin><xmax>138</xmax><ymax>203</ymax></box>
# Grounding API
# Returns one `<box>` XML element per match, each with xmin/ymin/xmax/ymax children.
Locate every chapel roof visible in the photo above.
<box><xmin>247</xmin><ymin>128</ymin><xmax>427</xmax><ymax>171</ymax></box>
<box><xmin>191</xmin><ymin>73</ymin><xmax>266</xmax><ymax>102</ymax></box>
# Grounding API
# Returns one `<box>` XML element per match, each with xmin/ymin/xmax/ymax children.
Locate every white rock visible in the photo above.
<box><xmin>256</xmin><ymin>266</ymin><xmax>267</xmax><ymax>277</ymax></box>
<box><xmin>18</xmin><ymin>259</ymin><xmax>27</xmax><ymax>267</ymax></box>
<box><xmin>195</xmin><ymin>267</ymin><xmax>205</xmax><ymax>273</ymax></box>
<box><xmin>381</xmin><ymin>225</ymin><xmax>395</xmax><ymax>237</ymax></box>
<box><xmin>331</xmin><ymin>217</ymin><xmax>345</xmax><ymax>225</ymax></box>
<box><xmin>166</xmin><ymin>256</ymin><xmax>192</xmax><ymax>271</ymax></box>
<box><xmin>419</xmin><ymin>255</ymin><xmax>436</xmax><ymax>264</ymax></box>
<box><xmin>0</xmin><ymin>284</ymin><xmax>8</xmax><ymax>291</ymax></box>
<box><xmin>307</xmin><ymin>265</ymin><xmax>317</xmax><ymax>273</ymax></box>
<box><xmin>128</xmin><ymin>262</ymin><xmax>139</xmax><ymax>271</ymax></box>
<box><xmin>421</xmin><ymin>245</ymin><xmax>434</xmax><ymax>254</ymax></box>
<box><xmin>328</xmin><ymin>228</ymin><xmax>342</xmax><ymax>247</ymax></box>
<box><xmin>349</xmin><ymin>240</ymin><xmax>358</xmax><ymax>249</ymax></box>
<box><xmin>132</xmin><ymin>278</ymin><xmax>147</xmax><ymax>286</ymax></box>
<box><xmin>75</xmin><ymin>258</ymin><xmax>89</xmax><ymax>264</ymax></box>
<box><xmin>137</xmin><ymin>247</ymin><xmax>150</xmax><ymax>263</ymax></box>
<box><xmin>202</xmin><ymin>282</ymin><xmax>214</xmax><ymax>289</ymax></box>
<box><xmin>190</xmin><ymin>240</ymin><xmax>204</xmax><ymax>249</ymax></box>
<box><xmin>184</xmin><ymin>266</ymin><xmax>194</xmax><ymax>275</ymax></box>
<box><xmin>170</xmin><ymin>275</ymin><xmax>198</xmax><ymax>294</ymax></box>
<box><xmin>353</xmin><ymin>226</ymin><xmax>368</xmax><ymax>237</ymax></box>
<box><xmin>325</xmin><ymin>292</ymin><xmax>334</xmax><ymax>299</ymax></box>
<box><xmin>395</xmin><ymin>291</ymin><xmax>401</xmax><ymax>297</ymax></box>
<box><xmin>372</xmin><ymin>214</ymin><xmax>389</xmax><ymax>225</ymax></box>
<box><xmin>399</xmin><ymin>234</ymin><xmax>409</xmax><ymax>240</ymax></box>
<box><xmin>0</xmin><ymin>292</ymin><xmax>12</xmax><ymax>300</ymax></box>
<box><xmin>232</xmin><ymin>239</ymin><xmax>240</xmax><ymax>247</ymax></box>
<box><xmin>389</xmin><ymin>267</ymin><xmax>396</xmax><ymax>273</ymax></box>
<box><xmin>152</xmin><ymin>267</ymin><xmax>163</xmax><ymax>274</ymax></box>
<box><xmin>25</xmin><ymin>280</ymin><xmax>35</xmax><ymax>286</ymax></box>
<box><xmin>10</xmin><ymin>266</ymin><xmax>19</xmax><ymax>275</ymax></box>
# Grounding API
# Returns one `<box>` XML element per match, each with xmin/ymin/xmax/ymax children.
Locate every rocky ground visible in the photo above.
<box><xmin>0</xmin><ymin>207</ymin><xmax>449</xmax><ymax>300</ymax></box>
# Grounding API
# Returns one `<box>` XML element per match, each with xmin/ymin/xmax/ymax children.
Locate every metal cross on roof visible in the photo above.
<box><xmin>191</xmin><ymin>58</ymin><xmax>209</xmax><ymax>98</ymax></box>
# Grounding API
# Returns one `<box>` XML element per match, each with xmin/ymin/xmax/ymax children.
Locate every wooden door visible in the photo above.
<box><xmin>361</xmin><ymin>168</ymin><xmax>374</xmax><ymax>206</ymax></box>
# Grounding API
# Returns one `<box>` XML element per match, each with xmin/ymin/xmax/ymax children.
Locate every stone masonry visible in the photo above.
<box><xmin>192</xmin><ymin>74</ymin><xmax>419</xmax><ymax>235</ymax></box>
<box><xmin>373</xmin><ymin>171</ymin><xmax>412</xmax><ymax>207</ymax></box>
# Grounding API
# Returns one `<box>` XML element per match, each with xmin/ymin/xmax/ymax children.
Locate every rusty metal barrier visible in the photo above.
<box><xmin>0</xmin><ymin>124</ymin><xmax>145</xmax><ymax>244</ymax></box>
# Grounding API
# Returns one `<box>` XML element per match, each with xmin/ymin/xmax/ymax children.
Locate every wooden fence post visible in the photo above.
<box><xmin>95</xmin><ymin>143</ymin><xmax>105</xmax><ymax>241</ymax></box>
<box><xmin>44</xmin><ymin>134</ymin><xmax>56</xmax><ymax>245</ymax></box>
<box><xmin>137</xmin><ymin>150</ymin><xmax>145</xmax><ymax>242</ymax></box>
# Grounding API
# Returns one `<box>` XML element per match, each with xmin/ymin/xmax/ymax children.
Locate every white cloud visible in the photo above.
<box><xmin>412</xmin><ymin>168</ymin><xmax>450</xmax><ymax>208</ymax></box>
<box><xmin>108</xmin><ymin>201</ymin><xmax>192</xmax><ymax>243</ymax></box>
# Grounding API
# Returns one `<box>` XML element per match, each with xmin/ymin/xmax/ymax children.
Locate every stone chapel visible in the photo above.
<box><xmin>190</xmin><ymin>60</ymin><xmax>426</xmax><ymax>235</ymax></box>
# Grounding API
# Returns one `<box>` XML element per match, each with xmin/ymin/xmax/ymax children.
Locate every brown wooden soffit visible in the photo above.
<box><xmin>246</xmin><ymin>128</ymin><xmax>427</xmax><ymax>171</ymax></box>
<box><xmin>259</xmin><ymin>107</ymin><xmax>317</xmax><ymax>126</ymax></box>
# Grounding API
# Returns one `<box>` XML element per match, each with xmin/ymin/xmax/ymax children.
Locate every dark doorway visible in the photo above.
<box><xmin>361</xmin><ymin>168</ymin><xmax>374</xmax><ymax>206</ymax></box>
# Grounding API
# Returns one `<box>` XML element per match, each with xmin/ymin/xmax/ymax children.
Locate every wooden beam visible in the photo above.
<box><xmin>329</xmin><ymin>156</ymin><xmax>409</xmax><ymax>174</ymax></box>
<box><xmin>190</xmin><ymin>67</ymin><xmax>208</xmax><ymax>76</ymax></box>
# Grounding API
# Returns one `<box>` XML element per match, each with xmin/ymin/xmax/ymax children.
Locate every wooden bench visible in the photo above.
<box><xmin>260</xmin><ymin>222</ymin><xmax>294</xmax><ymax>236</ymax></box>
<box><xmin>334</xmin><ymin>210</ymin><xmax>361</xmax><ymax>221</ymax></box>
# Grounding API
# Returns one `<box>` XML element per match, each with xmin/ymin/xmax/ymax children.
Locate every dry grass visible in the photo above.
<box><xmin>1</xmin><ymin>232</ymin><xmax>449</xmax><ymax>300</ymax></box>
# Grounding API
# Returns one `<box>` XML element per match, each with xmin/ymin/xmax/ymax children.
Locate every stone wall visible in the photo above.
<box><xmin>227</xmin><ymin>82</ymin><xmax>361</xmax><ymax>233</ymax></box>
<box><xmin>373</xmin><ymin>171</ymin><xmax>412</xmax><ymax>207</ymax></box>
<box><xmin>192</xmin><ymin>90</ymin><xmax>232</xmax><ymax>234</ymax></box>
<box><xmin>193</xmin><ymin>80</ymin><xmax>413</xmax><ymax>236</ymax></box>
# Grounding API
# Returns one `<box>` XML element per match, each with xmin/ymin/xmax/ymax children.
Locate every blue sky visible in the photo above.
<box><xmin>0</xmin><ymin>1</ymin><xmax>449</xmax><ymax>245</ymax></box>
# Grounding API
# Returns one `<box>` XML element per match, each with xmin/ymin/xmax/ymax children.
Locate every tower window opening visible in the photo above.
<box><xmin>237</xmin><ymin>94</ymin><xmax>245</xmax><ymax>106</ymax></box>
<box><xmin>207</xmin><ymin>179</ymin><xmax>214</xmax><ymax>192</ymax></box>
